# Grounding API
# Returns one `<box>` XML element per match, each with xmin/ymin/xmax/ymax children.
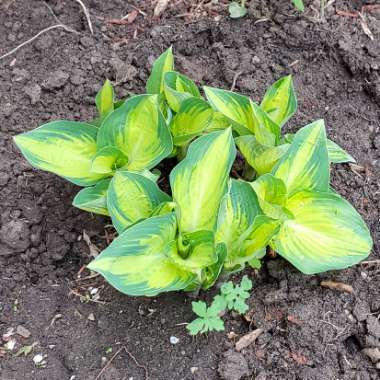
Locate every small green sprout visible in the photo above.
<box><xmin>221</xmin><ymin>275</ymin><xmax>252</xmax><ymax>313</ymax></box>
<box><xmin>187</xmin><ymin>276</ymin><xmax>252</xmax><ymax>336</ymax></box>
<box><xmin>186</xmin><ymin>299</ymin><xmax>225</xmax><ymax>336</ymax></box>
<box><xmin>229</xmin><ymin>1</ymin><xmax>247</xmax><ymax>19</ymax></box>
<box><xmin>15</xmin><ymin>343</ymin><xmax>36</xmax><ymax>357</ymax></box>
<box><xmin>292</xmin><ymin>0</ymin><xmax>305</xmax><ymax>11</ymax></box>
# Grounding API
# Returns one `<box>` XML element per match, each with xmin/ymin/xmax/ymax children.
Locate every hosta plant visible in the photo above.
<box><xmin>14</xmin><ymin>47</ymin><xmax>372</xmax><ymax>298</ymax></box>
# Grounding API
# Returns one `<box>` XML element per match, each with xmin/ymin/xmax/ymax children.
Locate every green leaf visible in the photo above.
<box><xmin>203</xmin><ymin>86</ymin><xmax>254</xmax><ymax>136</ymax></box>
<box><xmin>96</xmin><ymin>79</ymin><xmax>114</xmax><ymax>117</ymax></box>
<box><xmin>236</xmin><ymin>135</ymin><xmax>290</xmax><ymax>175</ymax></box>
<box><xmin>260</xmin><ymin>75</ymin><xmax>297</xmax><ymax>127</ymax></box>
<box><xmin>187</xmin><ymin>300</ymin><xmax>225</xmax><ymax>336</ymax></box>
<box><xmin>251</xmin><ymin>103</ymin><xmax>280</xmax><ymax>146</ymax></box>
<box><xmin>170</xmin><ymin>128</ymin><xmax>236</xmax><ymax>234</ymax></box>
<box><xmin>251</xmin><ymin>174</ymin><xmax>293</xmax><ymax>221</ymax></box>
<box><xmin>192</xmin><ymin>300</ymin><xmax>208</xmax><ymax>317</ymax></box>
<box><xmin>146</xmin><ymin>47</ymin><xmax>174</xmax><ymax>94</ymax></box>
<box><xmin>242</xmin><ymin>215</ymin><xmax>282</xmax><ymax>254</ymax></box>
<box><xmin>72</xmin><ymin>178</ymin><xmax>111</xmax><ymax>216</ymax></box>
<box><xmin>228</xmin><ymin>2</ymin><xmax>247</xmax><ymax>18</ymax></box>
<box><xmin>202</xmin><ymin>242</ymin><xmax>228</xmax><ymax>289</ymax></box>
<box><xmin>15</xmin><ymin>344</ymin><xmax>34</xmax><ymax>357</ymax></box>
<box><xmin>97</xmin><ymin>94</ymin><xmax>173</xmax><ymax>171</ymax></box>
<box><xmin>151</xmin><ymin>201</ymin><xmax>177</xmax><ymax>216</ymax></box>
<box><xmin>210</xmin><ymin>294</ymin><xmax>228</xmax><ymax>313</ymax></box>
<box><xmin>272</xmin><ymin>119</ymin><xmax>330</xmax><ymax>195</ymax></box>
<box><xmin>87</xmin><ymin>214</ymin><xmax>196</xmax><ymax>296</ymax></box>
<box><xmin>327</xmin><ymin>139</ymin><xmax>355</xmax><ymax>164</ymax></box>
<box><xmin>163</xmin><ymin>71</ymin><xmax>201</xmax><ymax>112</ymax></box>
<box><xmin>271</xmin><ymin>191</ymin><xmax>372</xmax><ymax>274</ymax></box>
<box><xmin>221</xmin><ymin>275</ymin><xmax>252</xmax><ymax>314</ymax></box>
<box><xmin>13</xmin><ymin>120</ymin><xmax>108</xmax><ymax>186</ymax></box>
<box><xmin>107</xmin><ymin>171</ymin><xmax>171</xmax><ymax>233</ymax></box>
<box><xmin>170</xmin><ymin>97</ymin><xmax>214</xmax><ymax>146</ymax></box>
<box><xmin>283</xmin><ymin>133</ymin><xmax>355</xmax><ymax>165</ymax></box>
<box><xmin>172</xmin><ymin>230</ymin><xmax>218</xmax><ymax>272</ymax></box>
<box><xmin>205</xmin><ymin>111</ymin><xmax>231</xmax><ymax>132</ymax></box>
<box><xmin>216</xmin><ymin>179</ymin><xmax>261</xmax><ymax>265</ymax></box>
<box><xmin>91</xmin><ymin>146</ymin><xmax>128</xmax><ymax>174</ymax></box>
<box><xmin>292</xmin><ymin>0</ymin><xmax>305</xmax><ymax>11</ymax></box>
<box><xmin>187</xmin><ymin>314</ymin><xmax>224</xmax><ymax>335</ymax></box>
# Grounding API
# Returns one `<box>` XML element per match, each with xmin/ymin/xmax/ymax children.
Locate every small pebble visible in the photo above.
<box><xmin>33</xmin><ymin>354</ymin><xmax>44</xmax><ymax>364</ymax></box>
<box><xmin>88</xmin><ymin>313</ymin><xmax>95</xmax><ymax>321</ymax></box>
<box><xmin>4</xmin><ymin>339</ymin><xmax>16</xmax><ymax>351</ymax></box>
<box><xmin>16</xmin><ymin>325</ymin><xmax>31</xmax><ymax>338</ymax></box>
<box><xmin>90</xmin><ymin>287</ymin><xmax>98</xmax><ymax>295</ymax></box>
<box><xmin>190</xmin><ymin>367</ymin><xmax>198</xmax><ymax>374</ymax></box>
<box><xmin>170</xmin><ymin>336</ymin><xmax>179</xmax><ymax>345</ymax></box>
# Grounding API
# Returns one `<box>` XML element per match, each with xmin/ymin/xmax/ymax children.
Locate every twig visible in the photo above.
<box><xmin>361</xmin><ymin>259</ymin><xmax>380</xmax><ymax>266</ymax></box>
<box><xmin>230</xmin><ymin>71</ymin><xmax>242</xmax><ymax>91</ymax></box>
<box><xmin>0</xmin><ymin>3</ymin><xmax>79</xmax><ymax>61</ymax></box>
<box><xmin>73</xmin><ymin>0</ymin><xmax>94</xmax><ymax>34</ymax></box>
<box><xmin>73</xmin><ymin>273</ymin><xmax>100</xmax><ymax>282</ymax></box>
<box><xmin>95</xmin><ymin>346</ymin><xmax>149</xmax><ymax>380</ymax></box>
<box><xmin>320</xmin><ymin>280</ymin><xmax>353</xmax><ymax>293</ymax></box>
<box><xmin>0</xmin><ymin>26</ymin><xmax>71</xmax><ymax>61</ymax></box>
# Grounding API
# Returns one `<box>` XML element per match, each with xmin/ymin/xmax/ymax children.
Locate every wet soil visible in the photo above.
<box><xmin>0</xmin><ymin>1</ymin><xmax>379</xmax><ymax>379</ymax></box>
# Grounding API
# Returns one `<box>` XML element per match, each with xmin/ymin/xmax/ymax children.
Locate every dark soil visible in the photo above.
<box><xmin>1</xmin><ymin>1</ymin><xmax>379</xmax><ymax>379</ymax></box>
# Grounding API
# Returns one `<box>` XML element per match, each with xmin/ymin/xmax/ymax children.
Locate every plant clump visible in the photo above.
<box><xmin>14</xmin><ymin>47</ymin><xmax>372</xmax><ymax>297</ymax></box>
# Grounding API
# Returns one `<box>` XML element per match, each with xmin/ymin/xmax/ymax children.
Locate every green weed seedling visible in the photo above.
<box><xmin>187</xmin><ymin>276</ymin><xmax>252</xmax><ymax>335</ymax></box>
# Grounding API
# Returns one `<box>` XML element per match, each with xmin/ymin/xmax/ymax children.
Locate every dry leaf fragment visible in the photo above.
<box><xmin>107</xmin><ymin>10</ymin><xmax>138</xmax><ymax>25</ymax></box>
<box><xmin>320</xmin><ymin>280</ymin><xmax>353</xmax><ymax>293</ymax></box>
<box><xmin>235</xmin><ymin>328</ymin><xmax>263</xmax><ymax>351</ymax></box>
<box><xmin>154</xmin><ymin>0</ymin><xmax>170</xmax><ymax>17</ymax></box>
<box><xmin>288</xmin><ymin>351</ymin><xmax>309</xmax><ymax>365</ymax></box>
<box><xmin>359</xmin><ymin>13</ymin><xmax>374</xmax><ymax>41</ymax></box>
<box><xmin>83</xmin><ymin>231</ymin><xmax>100</xmax><ymax>258</ymax></box>
<box><xmin>287</xmin><ymin>315</ymin><xmax>303</xmax><ymax>326</ymax></box>
<box><xmin>362</xmin><ymin>348</ymin><xmax>380</xmax><ymax>363</ymax></box>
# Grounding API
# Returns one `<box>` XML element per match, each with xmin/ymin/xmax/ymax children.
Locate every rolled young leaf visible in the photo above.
<box><xmin>216</xmin><ymin>179</ymin><xmax>261</xmax><ymax>263</ymax></box>
<box><xmin>170</xmin><ymin>128</ymin><xmax>236</xmax><ymax>234</ymax></box>
<box><xmin>251</xmin><ymin>103</ymin><xmax>280</xmax><ymax>146</ymax></box>
<box><xmin>171</xmin><ymin>230</ymin><xmax>218</xmax><ymax>271</ymax></box>
<box><xmin>13</xmin><ymin>120</ymin><xmax>108</xmax><ymax>186</ymax></box>
<box><xmin>170</xmin><ymin>97</ymin><xmax>214</xmax><ymax>146</ymax></box>
<box><xmin>72</xmin><ymin>178</ymin><xmax>111</xmax><ymax>216</ymax></box>
<box><xmin>95</xmin><ymin>79</ymin><xmax>114</xmax><ymax>118</ymax></box>
<box><xmin>271</xmin><ymin>190</ymin><xmax>372</xmax><ymax>274</ymax></box>
<box><xmin>146</xmin><ymin>47</ymin><xmax>174</xmax><ymax>94</ymax></box>
<box><xmin>236</xmin><ymin>135</ymin><xmax>290</xmax><ymax>176</ymax></box>
<box><xmin>107</xmin><ymin>171</ymin><xmax>171</xmax><ymax>233</ymax></box>
<box><xmin>87</xmin><ymin>213</ymin><xmax>196</xmax><ymax>296</ymax></box>
<box><xmin>242</xmin><ymin>215</ymin><xmax>282</xmax><ymax>255</ymax></box>
<box><xmin>202</xmin><ymin>242</ymin><xmax>227</xmax><ymax>289</ymax></box>
<box><xmin>260</xmin><ymin>75</ymin><xmax>297</xmax><ymax>128</ymax></box>
<box><xmin>251</xmin><ymin>173</ymin><xmax>293</xmax><ymax>221</ymax></box>
<box><xmin>272</xmin><ymin>119</ymin><xmax>330</xmax><ymax>195</ymax></box>
<box><xmin>203</xmin><ymin>86</ymin><xmax>254</xmax><ymax>136</ymax></box>
<box><xmin>97</xmin><ymin>94</ymin><xmax>173</xmax><ymax>171</ymax></box>
<box><xmin>91</xmin><ymin>146</ymin><xmax>128</xmax><ymax>174</ymax></box>
<box><xmin>163</xmin><ymin>71</ymin><xmax>201</xmax><ymax>112</ymax></box>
